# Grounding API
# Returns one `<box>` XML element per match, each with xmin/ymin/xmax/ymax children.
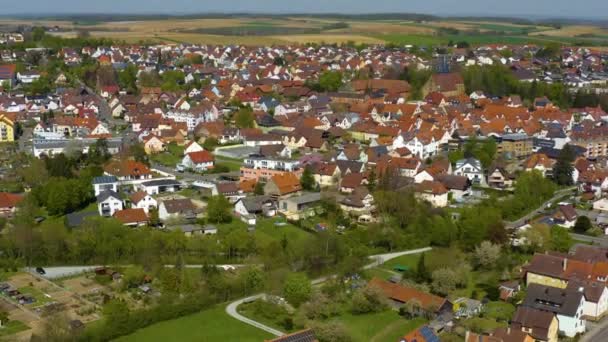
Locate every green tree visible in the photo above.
<box><xmin>0</xmin><ymin>310</ymin><xmax>8</xmax><ymax>326</ymax></box>
<box><xmin>415</xmin><ymin>253</ymin><xmax>429</xmax><ymax>283</ymax></box>
<box><xmin>202</xmin><ymin>137</ymin><xmax>219</xmax><ymax>151</ymax></box>
<box><xmin>206</xmin><ymin>195</ymin><xmax>232</xmax><ymax>223</ymax></box>
<box><xmin>283</xmin><ymin>273</ymin><xmax>312</xmax><ymax>307</ymax></box>
<box><xmin>254</xmin><ymin>181</ymin><xmax>265</xmax><ymax>195</ymax></box>
<box><xmin>300</xmin><ymin>166</ymin><xmax>316</xmax><ymax>191</ymax></box>
<box><xmin>367</xmin><ymin>169</ymin><xmax>376</xmax><ymax>191</ymax></box>
<box><xmin>553</xmin><ymin>145</ymin><xmax>575</xmax><ymax>186</ymax></box>
<box><xmin>350</xmin><ymin>285</ymin><xmax>388</xmax><ymax>314</ymax></box>
<box><xmin>235</xmin><ymin>107</ymin><xmax>255</xmax><ymax>128</ymax></box>
<box><xmin>318</xmin><ymin>71</ymin><xmax>343</xmax><ymax>92</ymax></box>
<box><xmin>574</xmin><ymin>216</ymin><xmax>592</xmax><ymax>234</ymax></box>
<box><xmin>551</xmin><ymin>226</ymin><xmax>573</xmax><ymax>252</ymax></box>
<box><xmin>118</xmin><ymin>63</ymin><xmax>139</xmax><ymax>94</ymax></box>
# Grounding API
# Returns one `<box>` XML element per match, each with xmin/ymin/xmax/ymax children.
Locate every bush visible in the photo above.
<box><xmin>350</xmin><ymin>285</ymin><xmax>388</xmax><ymax>314</ymax></box>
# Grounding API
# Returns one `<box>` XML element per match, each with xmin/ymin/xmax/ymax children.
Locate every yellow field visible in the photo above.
<box><xmin>3</xmin><ymin>16</ymin><xmax>608</xmax><ymax>46</ymax></box>
<box><xmin>272</xmin><ymin>34</ymin><xmax>385</xmax><ymax>45</ymax></box>
<box><xmin>530</xmin><ymin>25</ymin><xmax>608</xmax><ymax>37</ymax></box>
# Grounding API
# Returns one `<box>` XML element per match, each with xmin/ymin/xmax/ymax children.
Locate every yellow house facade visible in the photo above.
<box><xmin>526</xmin><ymin>272</ymin><xmax>568</xmax><ymax>289</ymax></box>
<box><xmin>0</xmin><ymin>114</ymin><xmax>15</xmax><ymax>142</ymax></box>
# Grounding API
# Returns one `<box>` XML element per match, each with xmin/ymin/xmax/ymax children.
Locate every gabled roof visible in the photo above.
<box><xmin>186</xmin><ymin>150</ymin><xmax>214</xmax><ymax>164</ymax></box>
<box><xmin>114</xmin><ymin>208</ymin><xmax>148</xmax><ymax>224</ymax></box>
<box><xmin>511</xmin><ymin>306</ymin><xmax>555</xmax><ymax>341</ymax></box>
<box><xmin>104</xmin><ymin>160</ymin><xmax>151</xmax><ymax>178</ymax></box>
<box><xmin>368</xmin><ymin>277</ymin><xmax>448</xmax><ymax>311</ymax></box>
<box><xmin>0</xmin><ymin>192</ymin><xmax>23</xmax><ymax>209</ymax></box>
<box><xmin>269</xmin><ymin>172</ymin><xmax>302</xmax><ymax>195</ymax></box>
<box><xmin>97</xmin><ymin>190</ymin><xmax>121</xmax><ymax>203</ymax></box>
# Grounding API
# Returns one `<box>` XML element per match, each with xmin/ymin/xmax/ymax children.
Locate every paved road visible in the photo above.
<box><xmin>226</xmin><ymin>294</ymin><xmax>285</xmax><ymax>337</ymax></box>
<box><xmin>504</xmin><ymin>187</ymin><xmax>577</xmax><ymax>229</ymax></box>
<box><xmin>225</xmin><ymin>247</ymin><xmax>432</xmax><ymax>337</ymax></box>
<box><xmin>570</xmin><ymin>233</ymin><xmax>608</xmax><ymax>246</ymax></box>
<box><xmin>582</xmin><ymin>317</ymin><xmax>608</xmax><ymax>342</ymax></box>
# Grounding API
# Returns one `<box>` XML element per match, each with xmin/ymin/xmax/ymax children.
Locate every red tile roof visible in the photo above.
<box><xmin>114</xmin><ymin>208</ymin><xmax>148</xmax><ymax>224</ymax></box>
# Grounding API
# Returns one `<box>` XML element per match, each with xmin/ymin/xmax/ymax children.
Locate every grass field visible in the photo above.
<box><xmin>5</xmin><ymin>16</ymin><xmax>608</xmax><ymax>46</ymax></box>
<box><xmin>336</xmin><ymin>312</ymin><xmax>426</xmax><ymax>342</ymax></box>
<box><xmin>116</xmin><ymin>305</ymin><xmax>272</xmax><ymax>342</ymax></box>
<box><xmin>238</xmin><ymin>299</ymin><xmax>426</xmax><ymax>342</ymax></box>
<box><xmin>18</xmin><ymin>286</ymin><xmax>54</xmax><ymax>308</ymax></box>
<box><xmin>0</xmin><ymin>320</ymin><xmax>29</xmax><ymax>337</ymax></box>
<box><xmin>218</xmin><ymin>217</ymin><xmax>313</xmax><ymax>249</ymax></box>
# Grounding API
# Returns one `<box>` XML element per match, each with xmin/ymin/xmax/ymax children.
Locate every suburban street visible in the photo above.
<box><xmin>225</xmin><ymin>247</ymin><xmax>433</xmax><ymax>337</ymax></box>
<box><xmin>504</xmin><ymin>187</ymin><xmax>577</xmax><ymax>229</ymax></box>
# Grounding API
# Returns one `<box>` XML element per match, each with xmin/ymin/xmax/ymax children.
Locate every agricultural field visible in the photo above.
<box><xmin>4</xmin><ymin>16</ymin><xmax>608</xmax><ymax>46</ymax></box>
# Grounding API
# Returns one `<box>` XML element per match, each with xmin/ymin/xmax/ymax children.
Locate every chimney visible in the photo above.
<box><xmin>563</xmin><ymin>258</ymin><xmax>568</xmax><ymax>271</ymax></box>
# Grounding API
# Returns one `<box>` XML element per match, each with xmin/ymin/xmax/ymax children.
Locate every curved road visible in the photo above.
<box><xmin>225</xmin><ymin>247</ymin><xmax>433</xmax><ymax>337</ymax></box>
<box><xmin>504</xmin><ymin>187</ymin><xmax>577</xmax><ymax>229</ymax></box>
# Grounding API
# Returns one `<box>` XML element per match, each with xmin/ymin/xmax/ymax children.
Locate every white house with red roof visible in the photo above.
<box><xmin>181</xmin><ymin>150</ymin><xmax>215</xmax><ymax>171</ymax></box>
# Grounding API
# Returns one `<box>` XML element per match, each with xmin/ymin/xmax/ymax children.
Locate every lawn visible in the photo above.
<box><xmin>214</xmin><ymin>156</ymin><xmax>243</xmax><ymax>172</ymax></box>
<box><xmin>0</xmin><ymin>320</ymin><xmax>29</xmax><ymax>337</ymax></box>
<box><xmin>237</xmin><ymin>299</ymin><xmax>426</xmax><ymax>342</ymax></box>
<box><xmin>217</xmin><ymin>217</ymin><xmax>313</xmax><ymax>249</ymax></box>
<box><xmin>336</xmin><ymin>311</ymin><xmax>427</xmax><ymax>342</ymax></box>
<box><xmin>116</xmin><ymin>305</ymin><xmax>272</xmax><ymax>342</ymax></box>
<box><xmin>381</xmin><ymin>247</ymin><xmax>465</xmax><ymax>274</ymax></box>
<box><xmin>18</xmin><ymin>286</ymin><xmax>54</xmax><ymax>308</ymax></box>
<box><xmin>151</xmin><ymin>143</ymin><xmax>184</xmax><ymax>167</ymax></box>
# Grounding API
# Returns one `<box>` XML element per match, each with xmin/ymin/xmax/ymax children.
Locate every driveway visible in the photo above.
<box><xmin>225</xmin><ymin>247</ymin><xmax>433</xmax><ymax>337</ymax></box>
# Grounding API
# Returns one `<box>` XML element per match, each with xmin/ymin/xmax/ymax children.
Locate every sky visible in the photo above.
<box><xmin>3</xmin><ymin>0</ymin><xmax>608</xmax><ymax>19</ymax></box>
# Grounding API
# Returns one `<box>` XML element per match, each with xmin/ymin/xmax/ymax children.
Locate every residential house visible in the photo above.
<box><xmin>401</xmin><ymin>326</ymin><xmax>440</xmax><ymax>342</ymax></box>
<box><xmin>129</xmin><ymin>191</ymin><xmax>158</xmax><ymax>214</ymax></box>
<box><xmin>143</xmin><ymin>135</ymin><xmax>166</xmax><ymax>154</ymax></box>
<box><xmin>436</xmin><ymin>174</ymin><xmax>472</xmax><ymax>202</ymax></box>
<box><xmin>567</xmin><ymin>280</ymin><xmax>608</xmax><ymax>320</ymax></box>
<box><xmin>524</xmin><ymin>153</ymin><xmax>555</xmax><ymax>178</ymax></box>
<box><xmin>487</xmin><ymin>166</ymin><xmax>515</xmax><ymax>189</ymax></box>
<box><xmin>414</xmin><ymin>181</ymin><xmax>449</xmax><ymax>208</ymax></box>
<box><xmin>340</xmin><ymin>173</ymin><xmax>365</xmax><ymax>193</ymax></box>
<box><xmin>552</xmin><ymin>204</ymin><xmax>577</xmax><ymax>228</ymax></box>
<box><xmin>0</xmin><ymin>192</ymin><xmax>23</xmax><ymax>217</ymax></box>
<box><xmin>312</xmin><ymin>163</ymin><xmax>340</xmax><ymax>188</ymax></box>
<box><xmin>264</xmin><ymin>173</ymin><xmax>302</xmax><ymax>198</ymax></box>
<box><xmin>182</xmin><ymin>150</ymin><xmax>215</xmax><ymax>171</ymax></box>
<box><xmin>511</xmin><ymin>306</ymin><xmax>558</xmax><ymax>342</ymax></box>
<box><xmin>212</xmin><ymin>182</ymin><xmax>245</xmax><ymax>203</ymax></box>
<box><xmin>522</xmin><ymin>283</ymin><xmax>586</xmax><ymax>337</ymax></box>
<box><xmin>0</xmin><ymin>113</ymin><xmax>15</xmax><ymax>142</ymax></box>
<box><xmin>114</xmin><ymin>208</ymin><xmax>148</xmax><ymax>227</ymax></box>
<box><xmin>423</xmin><ymin>72</ymin><xmax>465</xmax><ymax>97</ymax></box>
<box><xmin>264</xmin><ymin>329</ymin><xmax>318</xmax><ymax>342</ymax></box>
<box><xmin>137</xmin><ymin>179</ymin><xmax>182</xmax><ymax>195</ymax></box>
<box><xmin>104</xmin><ymin>160</ymin><xmax>152</xmax><ymax>182</ymax></box>
<box><xmin>234</xmin><ymin>195</ymin><xmax>277</xmax><ymax>225</ymax></box>
<box><xmin>92</xmin><ymin>176</ymin><xmax>119</xmax><ymax>197</ymax></box>
<box><xmin>278</xmin><ymin>192</ymin><xmax>322</xmax><ymax>220</ymax></box>
<box><xmin>97</xmin><ymin>191</ymin><xmax>123</xmax><ymax>217</ymax></box>
<box><xmin>368</xmin><ymin>278</ymin><xmax>453</xmax><ymax>315</ymax></box>
<box><xmin>465</xmin><ymin>328</ymin><xmax>534</xmax><ymax>342</ymax></box>
<box><xmin>184</xmin><ymin>141</ymin><xmax>204</xmax><ymax>154</ymax></box>
<box><xmin>340</xmin><ymin>187</ymin><xmax>375</xmax><ymax>215</ymax></box>
<box><xmin>158</xmin><ymin>198</ymin><xmax>197</xmax><ymax>221</ymax></box>
<box><xmin>454</xmin><ymin>158</ymin><xmax>485</xmax><ymax>185</ymax></box>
